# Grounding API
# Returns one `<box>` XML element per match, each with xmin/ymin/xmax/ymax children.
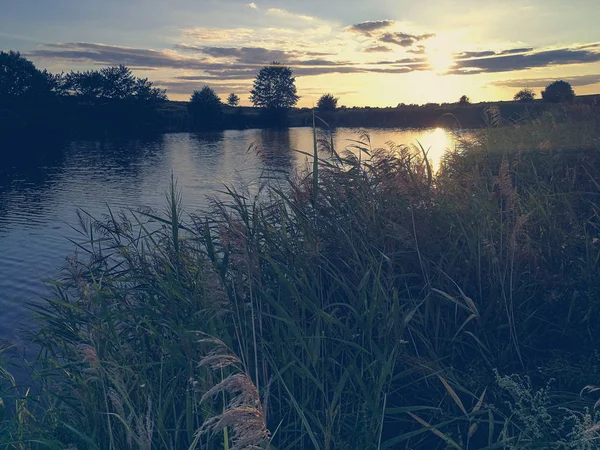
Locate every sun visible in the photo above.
<box><xmin>425</xmin><ymin>36</ymin><xmax>456</xmax><ymax>74</ymax></box>
<box><xmin>427</xmin><ymin>48</ymin><xmax>455</xmax><ymax>74</ymax></box>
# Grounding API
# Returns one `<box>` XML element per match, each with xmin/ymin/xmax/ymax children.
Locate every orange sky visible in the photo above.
<box><xmin>1</xmin><ymin>0</ymin><xmax>599</xmax><ymax>106</ymax></box>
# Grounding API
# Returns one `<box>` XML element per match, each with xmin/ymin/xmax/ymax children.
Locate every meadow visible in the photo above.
<box><xmin>1</xmin><ymin>103</ymin><xmax>600</xmax><ymax>449</ymax></box>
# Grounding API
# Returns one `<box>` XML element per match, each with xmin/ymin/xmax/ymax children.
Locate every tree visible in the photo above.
<box><xmin>0</xmin><ymin>51</ymin><xmax>60</xmax><ymax>138</ymax></box>
<box><xmin>64</xmin><ymin>65</ymin><xmax>166</xmax><ymax>102</ymax></box>
<box><xmin>0</xmin><ymin>50</ymin><xmax>55</xmax><ymax>100</ymax></box>
<box><xmin>459</xmin><ymin>95</ymin><xmax>470</xmax><ymax>105</ymax></box>
<box><xmin>227</xmin><ymin>93</ymin><xmax>240</xmax><ymax>107</ymax></box>
<box><xmin>513</xmin><ymin>88</ymin><xmax>536</xmax><ymax>102</ymax></box>
<box><xmin>317</xmin><ymin>93</ymin><xmax>338</xmax><ymax>111</ymax></box>
<box><xmin>541</xmin><ymin>80</ymin><xmax>575</xmax><ymax>103</ymax></box>
<box><xmin>250</xmin><ymin>62</ymin><xmax>299</xmax><ymax>109</ymax></box>
<box><xmin>188</xmin><ymin>86</ymin><xmax>223</xmax><ymax>129</ymax></box>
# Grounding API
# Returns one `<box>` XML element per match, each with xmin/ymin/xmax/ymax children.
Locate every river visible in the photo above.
<box><xmin>0</xmin><ymin>127</ymin><xmax>464</xmax><ymax>350</ymax></box>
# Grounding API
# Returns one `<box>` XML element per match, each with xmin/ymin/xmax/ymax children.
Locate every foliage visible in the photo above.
<box><xmin>514</xmin><ymin>88</ymin><xmax>536</xmax><ymax>102</ymax></box>
<box><xmin>3</xmin><ymin>108</ymin><xmax>600</xmax><ymax>449</ymax></box>
<box><xmin>249</xmin><ymin>62</ymin><xmax>299</xmax><ymax>109</ymax></box>
<box><xmin>317</xmin><ymin>93</ymin><xmax>338</xmax><ymax>111</ymax></box>
<box><xmin>0</xmin><ymin>51</ymin><xmax>63</xmax><ymax>140</ymax></box>
<box><xmin>0</xmin><ymin>51</ymin><xmax>55</xmax><ymax>100</ymax></box>
<box><xmin>227</xmin><ymin>92</ymin><xmax>240</xmax><ymax>107</ymax></box>
<box><xmin>542</xmin><ymin>80</ymin><xmax>575</xmax><ymax>103</ymax></box>
<box><xmin>64</xmin><ymin>65</ymin><xmax>166</xmax><ymax>102</ymax></box>
<box><xmin>459</xmin><ymin>94</ymin><xmax>471</xmax><ymax>104</ymax></box>
<box><xmin>188</xmin><ymin>86</ymin><xmax>223</xmax><ymax>129</ymax></box>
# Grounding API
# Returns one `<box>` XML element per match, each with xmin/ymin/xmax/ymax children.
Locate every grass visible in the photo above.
<box><xmin>1</xmin><ymin>104</ymin><xmax>600</xmax><ymax>449</ymax></box>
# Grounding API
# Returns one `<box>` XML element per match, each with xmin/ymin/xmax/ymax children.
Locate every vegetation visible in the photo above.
<box><xmin>227</xmin><ymin>93</ymin><xmax>240</xmax><ymax>107</ymax></box>
<box><xmin>459</xmin><ymin>94</ymin><xmax>471</xmax><ymax>105</ymax></box>
<box><xmin>188</xmin><ymin>86</ymin><xmax>223</xmax><ymax>130</ymax></box>
<box><xmin>513</xmin><ymin>88</ymin><xmax>536</xmax><ymax>102</ymax></box>
<box><xmin>249</xmin><ymin>62</ymin><xmax>299</xmax><ymax>127</ymax></box>
<box><xmin>0</xmin><ymin>52</ymin><xmax>167</xmax><ymax>140</ymax></box>
<box><xmin>2</xmin><ymin>106</ymin><xmax>600</xmax><ymax>449</ymax></box>
<box><xmin>317</xmin><ymin>93</ymin><xmax>339</xmax><ymax>111</ymax></box>
<box><xmin>249</xmin><ymin>62</ymin><xmax>299</xmax><ymax>109</ymax></box>
<box><xmin>0</xmin><ymin>51</ymin><xmax>62</xmax><ymax>138</ymax></box>
<box><xmin>542</xmin><ymin>80</ymin><xmax>575</xmax><ymax>103</ymax></box>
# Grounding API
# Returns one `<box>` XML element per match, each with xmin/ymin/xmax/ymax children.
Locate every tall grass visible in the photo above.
<box><xmin>1</xmin><ymin>105</ymin><xmax>600</xmax><ymax>449</ymax></box>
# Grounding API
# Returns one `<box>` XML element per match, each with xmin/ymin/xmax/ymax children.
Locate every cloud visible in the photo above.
<box><xmin>28</xmin><ymin>42</ymin><xmax>211</xmax><ymax>69</ymax></box>
<box><xmin>181</xmin><ymin>27</ymin><xmax>255</xmax><ymax>43</ymax></box>
<box><xmin>493</xmin><ymin>74</ymin><xmax>600</xmax><ymax>88</ymax></box>
<box><xmin>247</xmin><ymin>2</ymin><xmax>258</xmax><ymax>9</ymax></box>
<box><xmin>407</xmin><ymin>46</ymin><xmax>426</xmax><ymax>55</ymax></box>
<box><xmin>182</xmin><ymin>45</ymin><xmax>294</xmax><ymax>63</ymax></box>
<box><xmin>379</xmin><ymin>32</ymin><xmax>435</xmax><ymax>47</ymax></box>
<box><xmin>363</xmin><ymin>46</ymin><xmax>393</xmax><ymax>53</ymax></box>
<box><xmin>450</xmin><ymin>47</ymin><xmax>600</xmax><ymax>74</ymax></box>
<box><xmin>347</xmin><ymin>20</ymin><xmax>395</xmax><ymax>36</ymax></box>
<box><xmin>266</xmin><ymin>8</ymin><xmax>315</xmax><ymax>21</ymax></box>
<box><xmin>454</xmin><ymin>48</ymin><xmax>532</xmax><ymax>59</ymax></box>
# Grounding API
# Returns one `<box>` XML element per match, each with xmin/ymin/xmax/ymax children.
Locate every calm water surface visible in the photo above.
<box><xmin>0</xmin><ymin>127</ymin><xmax>462</xmax><ymax>348</ymax></box>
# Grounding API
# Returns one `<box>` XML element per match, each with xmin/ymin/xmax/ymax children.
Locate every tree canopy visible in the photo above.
<box><xmin>317</xmin><ymin>94</ymin><xmax>338</xmax><ymax>111</ymax></box>
<box><xmin>227</xmin><ymin>93</ymin><xmax>240</xmax><ymax>107</ymax></box>
<box><xmin>541</xmin><ymin>80</ymin><xmax>575</xmax><ymax>103</ymax></box>
<box><xmin>0</xmin><ymin>51</ymin><xmax>55</xmax><ymax>101</ymax></box>
<box><xmin>250</xmin><ymin>63</ymin><xmax>299</xmax><ymax>109</ymax></box>
<box><xmin>513</xmin><ymin>88</ymin><xmax>536</xmax><ymax>102</ymax></box>
<box><xmin>188</xmin><ymin>86</ymin><xmax>223</xmax><ymax>129</ymax></box>
<box><xmin>459</xmin><ymin>95</ymin><xmax>470</xmax><ymax>105</ymax></box>
<box><xmin>64</xmin><ymin>65</ymin><xmax>166</xmax><ymax>103</ymax></box>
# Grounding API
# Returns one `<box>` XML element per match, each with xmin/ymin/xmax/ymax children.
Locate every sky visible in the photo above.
<box><xmin>1</xmin><ymin>0</ymin><xmax>599</xmax><ymax>107</ymax></box>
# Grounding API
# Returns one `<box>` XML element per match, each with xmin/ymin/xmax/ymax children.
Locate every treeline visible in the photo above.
<box><xmin>0</xmin><ymin>51</ymin><xmax>168</xmax><ymax>141</ymax></box>
<box><xmin>1</xmin><ymin>50</ymin><xmax>599</xmax><ymax>143</ymax></box>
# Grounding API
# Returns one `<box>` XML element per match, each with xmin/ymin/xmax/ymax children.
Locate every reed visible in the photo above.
<box><xmin>2</xmin><ymin>106</ymin><xmax>600</xmax><ymax>449</ymax></box>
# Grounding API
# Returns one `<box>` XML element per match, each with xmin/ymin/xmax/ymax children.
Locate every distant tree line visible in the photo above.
<box><xmin>0</xmin><ymin>51</ymin><xmax>169</xmax><ymax>140</ymax></box>
<box><xmin>0</xmin><ymin>49</ymin><xmax>589</xmax><ymax>143</ymax></box>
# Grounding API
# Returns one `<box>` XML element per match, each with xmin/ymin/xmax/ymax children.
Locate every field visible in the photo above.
<box><xmin>1</xmin><ymin>104</ymin><xmax>600</xmax><ymax>449</ymax></box>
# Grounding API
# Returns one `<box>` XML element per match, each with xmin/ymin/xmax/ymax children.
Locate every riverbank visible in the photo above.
<box><xmin>1</xmin><ymin>107</ymin><xmax>600</xmax><ymax>449</ymax></box>
<box><xmin>158</xmin><ymin>94</ymin><xmax>600</xmax><ymax>132</ymax></box>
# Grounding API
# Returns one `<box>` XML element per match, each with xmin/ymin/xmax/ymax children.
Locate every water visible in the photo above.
<box><xmin>0</xmin><ymin>127</ymin><xmax>462</xmax><ymax>350</ymax></box>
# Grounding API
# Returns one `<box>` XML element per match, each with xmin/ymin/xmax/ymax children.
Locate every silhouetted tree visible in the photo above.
<box><xmin>513</xmin><ymin>88</ymin><xmax>536</xmax><ymax>102</ymax></box>
<box><xmin>317</xmin><ymin>93</ymin><xmax>338</xmax><ymax>111</ymax></box>
<box><xmin>0</xmin><ymin>50</ymin><xmax>54</xmax><ymax>99</ymax></box>
<box><xmin>63</xmin><ymin>65</ymin><xmax>166</xmax><ymax>134</ymax></box>
<box><xmin>189</xmin><ymin>86</ymin><xmax>223</xmax><ymax>130</ymax></box>
<box><xmin>250</xmin><ymin>63</ymin><xmax>299</xmax><ymax>127</ymax></box>
<box><xmin>459</xmin><ymin>95</ymin><xmax>470</xmax><ymax>105</ymax></box>
<box><xmin>227</xmin><ymin>93</ymin><xmax>240</xmax><ymax>107</ymax></box>
<box><xmin>250</xmin><ymin>63</ymin><xmax>299</xmax><ymax>109</ymax></box>
<box><xmin>541</xmin><ymin>80</ymin><xmax>575</xmax><ymax>103</ymax></box>
<box><xmin>64</xmin><ymin>65</ymin><xmax>166</xmax><ymax>103</ymax></box>
<box><xmin>0</xmin><ymin>51</ymin><xmax>61</xmax><ymax>140</ymax></box>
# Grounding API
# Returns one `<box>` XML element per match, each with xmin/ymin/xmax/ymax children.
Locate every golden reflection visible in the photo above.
<box><xmin>413</xmin><ymin>127</ymin><xmax>456</xmax><ymax>170</ymax></box>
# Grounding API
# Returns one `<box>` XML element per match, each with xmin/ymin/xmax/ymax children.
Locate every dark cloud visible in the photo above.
<box><xmin>28</xmin><ymin>42</ymin><xmax>211</xmax><ymax>70</ymax></box>
<box><xmin>177</xmin><ymin>44</ymin><xmax>294</xmax><ymax>63</ymax></box>
<box><xmin>454</xmin><ymin>48</ymin><xmax>533</xmax><ymax>59</ymax></box>
<box><xmin>450</xmin><ymin>47</ymin><xmax>600</xmax><ymax>74</ymax></box>
<box><xmin>348</xmin><ymin>20</ymin><xmax>395</xmax><ymax>36</ymax></box>
<box><xmin>576</xmin><ymin>43</ymin><xmax>600</xmax><ymax>50</ymax></box>
<box><xmin>379</xmin><ymin>32</ymin><xmax>435</xmax><ymax>47</ymax></box>
<box><xmin>493</xmin><ymin>74</ymin><xmax>600</xmax><ymax>88</ymax></box>
<box><xmin>374</xmin><ymin>57</ymin><xmax>428</xmax><ymax>65</ymax></box>
<box><xmin>363</xmin><ymin>46</ymin><xmax>393</xmax><ymax>53</ymax></box>
<box><xmin>499</xmin><ymin>47</ymin><xmax>534</xmax><ymax>55</ymax></box>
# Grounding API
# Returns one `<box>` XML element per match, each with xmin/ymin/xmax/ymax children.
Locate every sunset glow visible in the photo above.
<box><xmin>0</xmin><ymin>0</ymin><xmax>598</xmax><ymax>106</ymax></box>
